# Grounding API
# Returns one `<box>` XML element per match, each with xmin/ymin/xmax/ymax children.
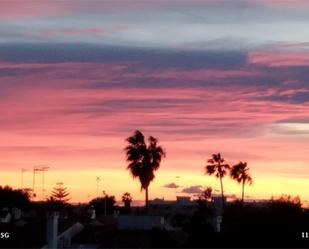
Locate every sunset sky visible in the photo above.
<box><xmin>0</xmin><ymin>0</ymin><xmax>309</xmax><ymax>204</ymax></box>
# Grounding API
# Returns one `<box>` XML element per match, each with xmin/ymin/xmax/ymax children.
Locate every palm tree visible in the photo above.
<box><xmin>230</xmin><ymin>162</ymin><xmax>253</xmax><ymax>203</ymax></box>
<box><xmin>205</xmin><ymin>153</ymin><xmax>230</xmax><ymax>205</ymax></box>
<box><xmin>122</xmin><ymin>192</ymin><xmax>133</xmax><ymax>209</ymax></box>
<box><xmin>125</xmin><ymin>130</ymin><xmax>165</xmax><ymax>209</ymax></box>
<box><xmin>199</xmin><ymin>186</ymin><xmax>212</xmax><ymax>202</ymax></box>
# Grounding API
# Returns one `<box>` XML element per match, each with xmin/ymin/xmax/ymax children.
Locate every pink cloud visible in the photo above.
<box><xmin>0</xmin><ymin>60</ymin><xmax>309</xmax><ymax>167</ymax></box>
<box><xmin>0</xmin><ymin>61</ymin><xmax>260</xmax><ymax>87</ymax></box>
<box><xmin>248</xmin><ymin>51</ymin><xmax>309</xmax><ymax>67</ymax></box>
<box><xmin>0</xmin><ymin>61</ymin><xmax>302</xmax><ymax>141</ymax></box>
<box><xmin>0</xmin><ymin>2</ymin><xmax>71</xmax><ymax>21</ymax></box>
<box><xmin>151</xmin><ymin>68</ymin><xmax>261</xmax><ymax>80</ymax></box>
<box><xmin>0</xmin><ymin>1</ymin><xmax>180</xmax><ymax>21</ymax></box>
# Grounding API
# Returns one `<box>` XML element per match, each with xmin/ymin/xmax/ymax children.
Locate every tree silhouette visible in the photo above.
<box><xmin>89</xmin><ymin>192</ymin><xmax>116</xmax><ymax>216</ymax></box>
<box><xmin>230</xmin><ymin>162</ymin><xmax>253</xmax><ymax>203</ymax></box>
<box><xmin>205</xmin><ymin>153</ymin><xmax>230</xmax><ymax>205</ymax></box>
<box><xmin>125</xmin><ymin>130</ymin><xmax>165</xmax><ymax>209</ymax></box>
<box><xmin>122</xmin><ymin>192</ymin><xmax>132</xmax><ymax>209</ymax></box>
<box><xmin>199</xmin><ymin>187</ymin><xmax>213</xmax><ymax>202</ymax></box>
<box><xmin>0</xmin><ymin>186</ymin><xmax>30</xmax><ymax>209</ymax></box>
<box><xmin>50</xmin><ymin>182</ymin><xmax>70</xmax><ymax>203</ymax></box>
<box><xmin>269</xmin><ymin>194</ymin><xmax>301</xmax><ymax>212</ymax></box>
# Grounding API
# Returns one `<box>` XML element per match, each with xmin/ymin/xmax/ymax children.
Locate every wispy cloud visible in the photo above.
<box><xmin>163</xmin><ymin>183</ymin><xmax>179</xmax><ymax>189</ymax></box>
<box><xmin>42</xmin><ymin>26</ymin><xmax>128</xmax><ymax>38</ymax></box>
<box><xmin>248</xmin><ymin>51</ymin><xmax>309</xmax><ymax>67</ymax></box>
<box><xmin>1</xmin><ymin>1</ymin><xmax>309</xmax><ymax>47</ymax></box>
<box><xmin>182</xmin><ymin>185</ymin><xmax>203</xmax><ymax>194</ymax></box>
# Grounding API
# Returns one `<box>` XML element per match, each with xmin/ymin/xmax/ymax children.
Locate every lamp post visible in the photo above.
<box><xmin>41</xmin><ymin>166</ymin><xmax>50</xmax><ymax>200</ymax></box>
<box><xmin>102</xmin><ymin>190</ymin><xmax>107</xmax><ymax>216</ymax></box>
<box><xmin>96</xmin><ymin>177</ymin><xmax>101</xmax><ymax>197</ymax></box>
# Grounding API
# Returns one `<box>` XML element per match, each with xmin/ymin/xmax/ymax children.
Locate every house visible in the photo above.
<box><xmin>0</xmin><ymin>208</ymin><xmax>11</xmax><ymax>223</ymax></box>
<box><xmin>149</xmin><ymin>196</ymin><xmax>198</xmax><ymax>217</ymax></box>
<box><xmin>42</xmin><ymin>212</ymin><xmax>84</xmax><ymax>249</ymax></box>
<box><xmin>148</xmin><ymin>196</ymin><xmax>225</xmax><ymax>232</ymax></box>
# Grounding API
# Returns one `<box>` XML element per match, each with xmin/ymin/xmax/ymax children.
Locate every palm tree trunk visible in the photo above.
<box><xmin>242</xmin><ymin>180</ymin><xmax>245</xmax><ymax>204</ymax></box>
<box><xmin>219</xmin><ymin>176</ymin><xmax>225</xmax><ymax>207</ymax></box>
<box><xmin>145</xmin><ymin>186</ymin><xmax>149</xmax><ymax>212</ymax></box>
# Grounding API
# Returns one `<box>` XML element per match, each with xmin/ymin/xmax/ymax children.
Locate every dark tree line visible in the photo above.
<box><xmin>0</xmin><ymin>186</ymin><xmax>30</xmax><ymax>209</ymax></box>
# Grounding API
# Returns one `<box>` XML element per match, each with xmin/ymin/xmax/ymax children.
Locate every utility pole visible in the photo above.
<box><xmin>175</xmin><ymin>175</ymin><xmax>180</xmax><ymax>199</ymax></box>
<box><xmin>96</xmin><ymin>177</ymin><xmax>101</xmax><ymax>197</ymax></box>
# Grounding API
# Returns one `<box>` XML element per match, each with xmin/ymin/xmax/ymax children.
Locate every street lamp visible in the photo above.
<box><xmin>96</xmin><ymin>177</ymin><xmax>101</xmax><ymax>197</ymax></box>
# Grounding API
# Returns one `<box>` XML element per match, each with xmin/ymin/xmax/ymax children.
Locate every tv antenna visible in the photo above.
<box><xmin>21</xmin><ymin>168</ymin><xmax>29</xmax><ymax>189</ymax></box>
<box><xmin>32</xmin><ymin>165</ymin><xmax>50</xmax><ymax>200</ymax></box>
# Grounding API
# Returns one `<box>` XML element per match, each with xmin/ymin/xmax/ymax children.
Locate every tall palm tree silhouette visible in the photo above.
<box><xmin>125</xmin><ymin>130</ymin><xmax>165</xmax><ymax>209</ymax></box>
<box><xmin>205</xmin><ymin>153</ymin><xmax>230</xmax><ymax>205</ymax></box>
<box><xmin>231</xmin><ymin>161</ymin><xmax>253</xmax><ymax>203</ymax></box>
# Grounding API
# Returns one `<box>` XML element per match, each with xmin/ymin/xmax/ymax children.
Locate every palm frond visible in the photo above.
<box><xmin>231</xmin><ymin>161</ymin><xmax>253</xmax><ymax>186</ymax></box>
<box><xmin>205</xmin><ymin>165</ymin><xmax>215</xmax><ymax>175</ymax></box>
<box><xmin>127</xmin><ymin>162</ymin><xmax>142</xmax><ymax>178</ymax></box>
<box><xmin>213</xmin><ymin>153</ymin><xmax>220</xmax><ymax>162</ymax></box>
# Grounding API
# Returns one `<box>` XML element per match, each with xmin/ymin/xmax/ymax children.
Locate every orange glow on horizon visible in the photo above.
<box><xmin>1</xmin><ymin>166</ymin><xmax>308</xmax><ymax>206</ymax></box>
